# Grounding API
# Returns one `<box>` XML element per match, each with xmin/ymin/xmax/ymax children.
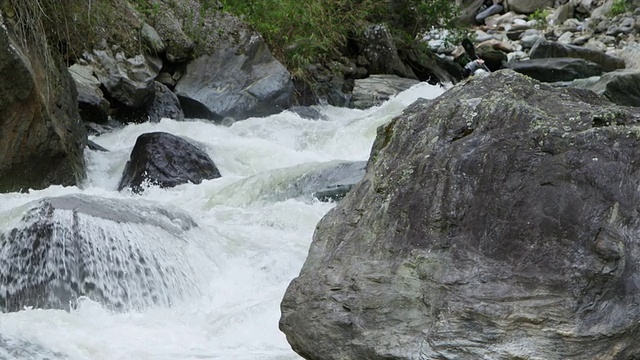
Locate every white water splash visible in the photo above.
<box><xmin>0</xmin><ymin>82</ymin><xmax>445</xmax><ymax>359</ymax></box>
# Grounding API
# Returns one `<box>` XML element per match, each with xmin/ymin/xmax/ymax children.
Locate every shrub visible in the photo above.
<box><xmin>220</xmin><ymin>0</ymin><xmax>461</xmax><ymax>73</ymax></box>
<box><xmin>609</xmin><ymin>0</ymin><xmax>629</xmax><ymax>16</ymax></box>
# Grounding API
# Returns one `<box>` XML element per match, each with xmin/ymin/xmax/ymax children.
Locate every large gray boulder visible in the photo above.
<box><xmin>0</xmin><ymin>16</ymin><xmax>86</xmax><ymax>193</ymax></box>
<box><xmin>88</xmin><ymin>49</ymin><xmax>161</xmax><ymax>109</ymax></box>
<box><xmin>507</xmin><ymin>57</ymin><xmax>602</xmax><ymax>82</ymax></box>
<box><xmin>530</xmin><ymin>39</ymin><xmax>626</xmax><ymax>72</ymax></box>
<box><xmin>280</xmin><ymin>70</ymin><xmax>640</xmax><ymax>359</ymax></box>
<box><xmin>0</xmin><ymin>194</ymin><xmax>200</xmax><ymax>312</ymax></box>
<box><xmin>174</xmin><ymin>14</ymin><xmax>293</xmax><ymax>122</ymax></box>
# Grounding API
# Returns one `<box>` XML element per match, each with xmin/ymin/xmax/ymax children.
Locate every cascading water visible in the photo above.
<box><xmin>0</xmin><ymin>82</ymin><xmax>444</xmax><ymax>359</ymax></box>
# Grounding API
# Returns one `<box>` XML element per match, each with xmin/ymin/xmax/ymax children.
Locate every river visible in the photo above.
<box><xmin>0</xmin><ymin>82</ymin><xmax>444</xmax><ymax>360</ymax></box>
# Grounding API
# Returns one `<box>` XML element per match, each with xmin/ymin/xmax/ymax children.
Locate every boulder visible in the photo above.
<box><xmin>118</xmin><ymin>132</ymin><xmax>221</xmax><ymax>193</ymax></box>
<box><xmin>88</xmin><ymin>49</ymin><xmax>161</xmax><ymax>109</ymax></box>
<box><xmin>208</xmin><ymin>160</ymin><xmax>367</xmax><ymax>206</ymax></box>
<box><xmin>146</xmin><ymin>81</ymin><xmax>184</xmax><ymax>122</ymax></box>
<box><xmin>507</xmin><ymin>57</ymin><xmax>602</xmax><ymax>81</ymax></box>
<box><xmin>0</xmin><ymin>18</ymin><xmax>86</xmax><ymax>193</ymax></box>
<box><xmin>617</xmin><ymin>44</ymin><xmax>640</xmax><ymax>70</ymax></box>
<box><xmin>508</xmin><ymin>0</ymin><xmax>554</xmax><ymax>14</ymax></box>
<box><xmin>456</xmin><ymin>0</ymin><xmax>486</xmax><ymax>24</ymax></box>
<box><xmin>400</xmin><ymin>46</ymin><xmax>461</xmax><ymax>84</ymax></box>
<box><xmin>144</xmin><ymin>3</ymin><xmax>194</xmax><ymax>62</ymax></box>
<box><xmin>350</xmin><ymin>75</ymin><xmax>420</xmax><ymax>109</ymax></box>
<box><xmin>0</xmin><ymin>194</ymin><xmax>200</xmax><ymax>312</ymax></box>
<box><xmin>355</xmin><ymin>24</ymin><xmax>417</xmax><ymax>80</ymax></box>
<box><xmin>68</xmin><ymin>63</ymin><xmax>110</xmax><ymax>124</ymax></box>
<box><xmin>530</xmin><ymin>39</ymin><xmax>625</xmax><ymax>72</ymax></box>
<box><xmin>174</xmin><ymin>15</ymin><xmax>293</xmax><ymax>121</ymax></box>
<box><xmin>573</xmin><ymin>70</ymin><xmax>640</xmax><ymax>107</ymax></box>
<box><xmin>280</xmin><ymin>70</ymin><xmax>640</xmax><ymax>359</ymax></box>
<box><xmin>140</xmin><ymin>22</ymin><xmax>166</xmax><ymax>55</ymax></box>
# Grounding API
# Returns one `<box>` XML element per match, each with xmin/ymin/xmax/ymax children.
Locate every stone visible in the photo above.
<box><xmin>0</xmin><ymin>194</ymin><xmax>199</xmax><ymax>312</ymax></box>
<box><xmin>146</xmin><ymin>81</ymin><xmax>184</xmax><ymax>123</ymax></box>
<box><xmin>88</xmin><ymin>49</ymin><xmax>159</xmax><ymax>108</ymax></box>
<box><xmin>507</xmin><ymin>57</ymin><xmax>602</xmax><ymax>81</ymax></box>
<box><xmin>0</xmin><ymin>18</ymin><xmax>86</xmax><ymax>193</ymax></box>
<box><xmin>617</xmin><ymin>44</ymin><xmax>640</xmax><ymax>70</ymax></box>
<box><xmin>507</xmin><ymin>0</ymin><xmax>554</xmax><ymax>14</ymax></box>
<box><xmin>174</xmin><ymin>17</ymin><xmax>293</xmax><ymax>121</ymax></box>
<box><xmin>558</xmin><ymin>31</ymin><xmax>574</xmax><ymax>43</ymax></box>
<box><xmin>280</xmin><ymin>70</ymin><xmax>640</xmax><ymax>359</ymax></box>
<box><xmin>118</xmin><ymin>132</ymin><xmax>221</xmax><ymax>193</ymax></box>
<box><xmin>530</xmin><ymin>39</ymin><xmax>626</xmax><ymax>72</ymax></box>
<box><xmin>68</xmin><ymin>63</ymin><xmax>110</xmax><ymax>124</ymax></box>
<box><xmin>349</xmin><ymin>75</ymin><xmax>420</xmax><ymax>109</ymax></box>
<box><xmin>355</xmin><ymin>24</ymin><xmax>417</xmax><ymax>80</ymax></box>
<box><xmin>573</xmin><ymin>69</ymin><xmax>640</xmax><ymax>107</ymax></box>
<box><xmin>140</xmin><ymin>22</ymin><xmax>166</xmax><ymax>55</ymax></box>
<box><xmin>145</xmin><ymin>3</ymin><xmax>194</xmax><ymax>63</ymax></box>
<box><xmin>551</xmin><ymin>2</ymin><xmax>574</xmax><ymax>24</ymax></box>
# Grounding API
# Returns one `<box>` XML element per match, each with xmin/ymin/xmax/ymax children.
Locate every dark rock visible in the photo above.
<box><xmin>507</xmin><ymin>57</ymin><xmax>602</xmax><ymax>82</ymax></box>
<box><xmin>530</xmin><ymin>39</ymin><xmax>626</xmax><ymax>72</ymax></box>
<box><xmin>0</xmin><ymin>194</ymin><xmax>199</xmax><ymax>312</ymax></box>
<box><xmin>145</xmin><ymin>3</ymin><xmax>194</xmax><ymax>63</ymax></box>
<box><xmin>118</xmin><ymin>132</ymin><xmax>221</xmax><ymax>193</ymax></box>
<box><xmin>477</xmin><ymin>45</ymin><xmax>508</xmax><ymax>71</ymax></box>
<box><xmin>281</xmin><ymin>70</ymin><xmax>640</xmax><ymax>359</ymax></box>
<box><xmin>400</xmin><ymin>46</ymin><xmax>461</xmax><ymax>84</ymax></box>
<box><xmin>146</xmin><ymin>81</ymin><xmax>184</xmax><ymax>122</ymax></box>
<box><xmin>87</xmin><ymin>140</ymin><xmax>109</xmax><ymax>152</ymax></box>
<box><xmin>573</xmin><ymin>70</ymin><xmax>640</xmax><ymax>107</ymax></box>
<box><xmin>288</xmin><ymin>106</ymin><xmax>328</xmax><ymax>121</ymax></box>
<box><xmin>349</xmin><ymin>75</ymin><xmax>420</xmax><ymax>109</ymax></box>
<box><xmin>174</xmin><ymin>23</ymin><xmax>293</xmax><ymax>121</ymax></box>
<box><xmin>354</xmin><ymin>24</ymin><xmax>417</xmax><ymax>80</ymax></box>
<box><xmin>68</xmin><ymin>64</ymin><xmax>110</xmax><ymax>124</ymax></box>
<box><xmin>508</xmin><ymin>0</ymin><xmax>554</xmax><ymax>14</ymax></box>
<box><xmin>0</xmin><ymin>20</ymin><xmax>86</xmax><ymax>193</ymax></box>
<box><xmin>293</xmin><ymin>65</ymin><xmax>351</xmax><ymax>107</ymax></box>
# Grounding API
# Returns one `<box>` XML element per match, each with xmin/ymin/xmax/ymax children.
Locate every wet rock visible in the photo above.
<box><xmin>0</xmin><ymin>18</ymin><xmax>86</xmax><ymax>193</ymax></box>
<box><xmin>507</xmin><ymin>57</ymin><xmax>602</xmax><ymax>81</ymax></box>
<box><xmin>0</xmin><ymin>194</ymin><xmax>199</xmax><ymax>312</ymax></box>
<box><xmin>280</xmin><ymin>70</ymin><xmax>640</xmax><ymax>360</ymax></box>
<box><xmin>118</xmin><ymin>132</ymin><xmax>221</xmax><ymax>193</ymax></box>
<box><xmin>350</xmin><ymin>75</ymin><xmax>420</xmax><ymax>109</ymax></box>
<box><xmin>530</xmin><ymin>39</ymin><xmax>626</xmax><ymax>72</ymax></box>
<box><xmin>146</xmin><ymin>81</ymin><xmax>184</xmax><ymax>123</ymax></box>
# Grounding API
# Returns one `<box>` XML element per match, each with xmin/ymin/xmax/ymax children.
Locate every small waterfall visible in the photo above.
<box><xmin>0</xmin><ymin>194</ymin><xmax>211</xmax><ymax>312</ymax></box>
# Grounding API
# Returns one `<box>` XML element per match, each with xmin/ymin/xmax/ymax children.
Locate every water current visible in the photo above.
<box><xmin>0</xmin><ymin>82</ymin><xmax>444</xmax><ymax>360</ymax></box>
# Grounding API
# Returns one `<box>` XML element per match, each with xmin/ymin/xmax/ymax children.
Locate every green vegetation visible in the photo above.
<box><xmin>10</xmin><ymin>0</ymin><xmax>144</xmax><ymax>62</ymax></box>
<box><xmin>220</xmin><ymin>0</ymin><xmax>461</xmax><ymax>74</ymax></box>
<box><xmin>528</xmin><ymin>8</ymin><xmax>549</xmax><ymax>29</ymax></box>
<box><xmin>609</xmin><ymin>0</ymin><xmax>630</xmax><ymax>16</ymax></box>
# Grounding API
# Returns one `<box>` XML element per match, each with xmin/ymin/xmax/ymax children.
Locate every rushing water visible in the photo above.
<box><xmin>0</xmin><ymin>82</ymin><xmax>444</xmax><ymax>360</ymax></box>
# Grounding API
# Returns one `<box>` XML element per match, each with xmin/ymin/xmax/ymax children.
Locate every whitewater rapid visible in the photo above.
<box><xmin>0</xmin><ymin>82</ymin><xmax>444</xmax><ymax>360</ymax></box>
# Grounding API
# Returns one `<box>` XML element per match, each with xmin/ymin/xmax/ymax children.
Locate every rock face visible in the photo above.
<box><xmin>356</xmin><ymin>24</ymin><xmax>417</xmax><ymax>80</ymax></box>
<box><xmin>280</xmin><ymin>70</ymin><xmax>640</xmax><ymax>359</ymax></box>
<box><xmin>118</xmin><ymin>132</ymin><xmax>221</xmax><ymax>192</ymax></box>
<box><xmin>0</xmin><ymin>18</ymin><xmax>86</xmax><ymax>193</ymax></box>
<box><xmin>0</xmin><ymin>194</ymin><xmax>200</xmax><ymax>312</ymax></box>
<box><xmin>174</xmin><ymin>15</ymin><xmax>293</xmax><ymax>122</ymax></box>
